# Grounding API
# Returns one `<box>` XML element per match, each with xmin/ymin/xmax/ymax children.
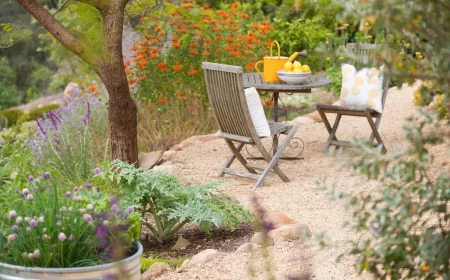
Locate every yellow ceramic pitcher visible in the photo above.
<box><xmin>255</xmin><ymin>41</ymin><xmax>288</xmax><ymax>82</ymax></box>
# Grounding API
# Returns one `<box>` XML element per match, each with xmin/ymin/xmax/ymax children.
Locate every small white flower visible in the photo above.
<box><xmin>60</xmin><ymin>207</ymin><xmax>67</xmax><ymax>213</ymax></box>
<box><xmin>26</xmin><ymin>194</ymin><xmax>34</xmax><ymax>201</ymax></box>
<box><xmin>38</xmin><ymin>216</ymin><xmax>45</xmax><ymax>223</ymax></box>
<box><xmin>16</xmin><ymin>216</ymin><xmax>23</xmax><ymax>224</ymax></box>
<box><xmin>68</xmin><ymin>207</ymin><xmax>73</xmax><ymax>213</ymax></box>
<box><xmin>43</xmin><ymin>227</ymin><xmax>47</xmax><ymax>233</ymax></box>
<box><xmin>43</xmin><ymin>234</ymin><xmax>49</xmax><ymax>241</ymax></box>
<box><xmin>7</xmin><ymin>234</ymin><xmax>16</xmax><ymax>243</ymax></box>
<box><xmin>79</xmin><ymin>208</ymin><xmax>86</xmax><ymax>214</ymax></box>
<box><xmin>103</xmin><ymin>220</ymin><xmax>109</xmax><ymax>226</ymax></box>
<box><xmin>28</xmin><ymin>253</ymin><xmax>34</xmax><ymax>259</ymax></box>
<box><xmin>22</xmin><ymin>253</ymin><xmax>28</xmax><ymax>259</ymax></box>
<box><xmin>86</xmin><ymin>204</ymin><xmax>94</xmax><ymax>211</ymax></box>
<box><xmin>33</xmin><ymin>249</ymin><xmax>41</xmax><ymax>259</ymax></box>
<box><xmin>25</xmin><ymin>217</ymin><xmax>31</xmax><ymax>223</ymax></box>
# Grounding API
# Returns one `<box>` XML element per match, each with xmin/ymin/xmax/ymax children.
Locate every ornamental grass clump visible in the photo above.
<box><xmin>28</xmin><ymin>87</ymin><xmax>108</xmax><ymax>183</ymax></box>
<box><xmin>100</xmin><ymin>160</ymin><xmax>253</xmax><ymax>244</ymax></box>
<box><xmin>0</xmin><ymin>169</ymin><xmax>140</xmax><ymax>268</ymax></box>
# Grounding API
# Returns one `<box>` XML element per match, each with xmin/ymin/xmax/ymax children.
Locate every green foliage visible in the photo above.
<box><xmin>320</xmin><ymin>110</ymin><xmax>450</xmax><ymax>278</ymax></box>
<box><xmin>323</xmin><ymin>65</ymin><xmax>342</xmax><ymax>95</ymax></box>
<box><xmin>0</xmin><ymin>108</ymin><xmax>24</xmax><ymax>127</ymax></box>
<box><xmin>268</xmin><ymin>18</ymin><xmax>332</xmax><ymax>72</ymax></box>
<box><xmin>0</xmin><ymin>57</ymin><xmax>20</xmax><ymax>110</ymax></box>
<box><xmin>140</xmin><ymin>256</ymin><xmax>190</xmax><ymax>272</ymax></box>
<box><xmin>101</xmin><ymin>160</ymin><xmax>254</xmax><ymax>243</ymax></box>
<box><xmin>23</xmin><ymin>104</ymin><xmax>60</xmax><ymax>123</ymax></box>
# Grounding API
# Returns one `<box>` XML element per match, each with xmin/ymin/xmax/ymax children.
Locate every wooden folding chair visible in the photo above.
<box><xmin>316</xmin><ymin>43</ymin><xmax>390</xmax><ymax>153</ymax></box>
<box><xmin>202</xmin><ymin>62</ymin><xmax>298</xmax><ymax>189</ymax></box>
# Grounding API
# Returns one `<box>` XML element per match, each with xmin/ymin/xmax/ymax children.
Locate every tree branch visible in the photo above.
<box><xmin>16</xmin><ymin>0</ymin><xmax>92</xmax><ymax>63</ymax></box>
<box><xmin>1</xmin><ymin>0</ymin><xmax>69</xmax><ymax>49</ymax></box>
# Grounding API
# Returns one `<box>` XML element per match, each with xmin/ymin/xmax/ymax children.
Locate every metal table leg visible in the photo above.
<box><xmin>272</xmin><ymin>91</ymin><xmax>279</xmax><ymax>155</ymax></box>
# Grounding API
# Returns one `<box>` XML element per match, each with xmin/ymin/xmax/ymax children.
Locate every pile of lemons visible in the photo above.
<box><xmin>284</xmin><ymin>61</ymin><xmax>310</xmax><ymax>73</ymax></box>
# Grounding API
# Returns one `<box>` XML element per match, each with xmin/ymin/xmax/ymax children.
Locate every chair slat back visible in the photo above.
<box><xmin>346</xmin><ymin>43</ymin><xmax>390</xmax><ymax>110</ymax></box>
<box><xmin>202</xmin><ymin>62</ymin><xmax>256</xmax><ymax>138</ymax></box>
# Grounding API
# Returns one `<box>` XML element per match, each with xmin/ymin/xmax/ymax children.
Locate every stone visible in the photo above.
<box><xmin>138</xmin><ymin>151</ymin><xmax>163</xmax><ymax>171</ymax></box>
<box><xmin>306</xmin><ymin>110</ymin><xmax>323</xmax><ymax>123</ymax></box>
<box><xmin>178</xmin><ymin>137</ymin><xmax>198</xmax><ymax>149</ymax></box>
<box><xmin>268</xmin><ymin>223</ymin><xmax>311</xmax><ymax>243</ymax></box>
<box><xmin>162</xmin><ymin>150</ymin><xmax>177</xmax><ymax>161</ymax></box>
<box><xmin>169</xmin><ymin>144</ymin><xmax>182</xmax><ymax>151</ymax></box>
<box><xmin>171</xmin><ymin>235</ymin><xmax>191</xmax><ymax>250</ymax></box>
<box><xmin>142</xmin><ymin>262</ymin><xmax>172</xmax><ymax>280</ymax></box>
<box><xmin>250</xmin><ymin>232</ymin><xmax>274</xmax><ymax>246</ymax></box>
<box><xmin>291</xmin><ymin>116</ymin><xmax>315</xmax><ymax>125</ymax></box>
<box><xmin>160</xmin><ymin>161</ymin><xmax>173</xmax><ymax>167</ymax></box>
<box><xmin>175</xmin><ymin>259</ymin><xmax>191</xmax><ymax>273</ymax></box>
<box><xmin>195</xmin><ymin>133</ymin><xmax>220</xmax><ymax>142</ymax></box>
<box><xmin>235</xmin><ymin>242</ymin><xmax>260</xmax><ymax>253</ymax></box>
<box><xmin>188</xmin><ymin>249</ymin><xmax>221</xmax><ymax>267</ymax></box>
<box><xmin>153</xmin><ymin>164</ymin><xmax>177</xmax><ymax>175</ymax></box>
<box><xmin>265</xmin><ymin>212</ymin><xmax>295</xmax><ymax>229</ymax></box>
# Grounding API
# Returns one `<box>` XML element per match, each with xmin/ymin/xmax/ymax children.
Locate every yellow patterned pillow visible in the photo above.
<box><xmin>339</xmin><ymin>64</ymin><xmax>384</xmax><ymax>113</ymax></box>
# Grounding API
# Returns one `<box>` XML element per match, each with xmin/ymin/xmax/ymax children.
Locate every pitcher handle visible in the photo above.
<box><xmin>255</xmin><ymin>60</ymin><xmax>264</xmax><ymax>78</ymax></box>
<box><xmin>269</xmin><ymin>41</ymin><xmax>281</xmax><ymax>59</ymax></box>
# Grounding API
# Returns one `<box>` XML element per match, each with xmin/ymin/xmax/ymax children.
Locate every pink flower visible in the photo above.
<box><xmin>83</xmin><ymin>214</ymin><xmax>93</xmax><ymax>223</ymax></box>
<box><xmin>58</xmin><ymin>232</ymin><xmax>66</xmax><ymax>241</ymax></box>
<box><xmin>9</xmin><ymin>210</ymin><xmax>17</xmax><ymax>219</ymax></box>
<box><xmin>7</xmin><ymin>234</ymin><xmax>16</xmax><ymax>243</ymax></box>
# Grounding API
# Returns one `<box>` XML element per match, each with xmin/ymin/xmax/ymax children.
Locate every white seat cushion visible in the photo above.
<box><xmin>244</xmin><ymin>87</ymin><xmax>270</xmax><ymax>137</ymax></box>
<box><xmin>339</xmin><ymin>64</ymin><xmax>384</xmax><ymax>113</ymax></box>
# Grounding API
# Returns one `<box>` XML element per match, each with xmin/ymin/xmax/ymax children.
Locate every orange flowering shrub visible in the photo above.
<box><xmin>125</xmin><ymin>1</ymin><xmax>272</xmax><ymax>104</ymax></box>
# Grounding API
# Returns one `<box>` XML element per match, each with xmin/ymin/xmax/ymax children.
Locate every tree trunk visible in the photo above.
<box><xmin>103</xmin><ymin>70</ymin><xmax>138</xmax><ymax>164</ymax></box>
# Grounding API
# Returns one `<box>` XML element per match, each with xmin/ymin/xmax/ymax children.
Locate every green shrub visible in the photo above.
<box><xmin>140</xmin><ymin>256</ymin><xmax>190</xmax><ymax>272</ymax></box>
<box><xmin>320</xmin><ymin>111</ymin><xmax>450</xmax><ymax>278</ymax></box>
<box><xmin>268</xmin><ymin>18</ymin><xmax>332</xmax><ymax>72</ymax></box>
<box><xmin>21</xmin><ymin>103</ymin><xmax>60</xmax><ymax>123</ymax></box>
<box><xmin>100</xmin><ymin>160</ymin><xmax>254</xmax><ymax>244</ymax></box>
<box><xmin>0</xmin><ymin>109</ymin><xmax>24</xmax><ymax>127</ymax></box>
<box><xmin>324</xmin><ymin>64</ymin><xmax>342</xmax><ymax>96</ymax></box>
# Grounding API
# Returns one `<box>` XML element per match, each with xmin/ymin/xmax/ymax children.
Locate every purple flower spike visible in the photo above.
<box><xmin>85</xmin><ymin>183</ymin><xmax>92</xmax><ymax>190</ymax></box>
<box><xmin>109</xmin><ymin>196</ymin><xmax>118</xmax><ymax>205</ymax></box>
<box><xmin>93</xmin><ymin>167</ymin><xmax>101</xmax><ymax>174</ymax></box>
<box><xmin>127</xmin><ymin>206</ymin><xmax>134</xmax><ymax>213</ymax></box>
<box><xmin>11</xmin><ymin>225</ymin><xmax>18</xmax><ymax>231</ymax></box>
<box><xmin>9</xmin><ymin>210</ymin><xmax>17</xmax><ymax>219</ymax></box>
<box><xmin>82</xmin><ymin>101</ymin><xmax>91</xmax><ymax>126</ymax></box>
<box><xmin>27</xmin><ymin>175</ymin><xmax>34</xmax><ymax>182</ymax></box>
<box><xmin>43</xmin><ymin>172</ymin><xmax>51</xmax><ymax>180</ymax></box>
<box><xmin>74</xmin><ymin>186</ymin><xmax>79</xmax><ymax>192</ymax></box>
<box><xmin>110</xmin><ymin>204</ymin><xmax>119</xmax><ymax>213</ymax></box>
<box><xmin>96</xmin><ymin>226</ymin><xmax>108</xmax><ymax>238</ymax></box>
<box><xmin>33</xmin><ymin>178</ymin><xmax>40</xmax><ymax>184</ymax></box>
<box><xmin>26</xmin><ymin>227</ymin><xmax>32</xmax><ymax>232</ymax></box>
<box><xmin>15</xmin><ymin>189</ymin><xmax>19</xmax><ymax>194</ymax></box>
<box><xmin>83</xmin><ymin>214</ymin><xmax>93</xmax><ymax>223</ymax></box>
<box><xmin>65</xmin><ymin>191</ymin><xmax>71</xmax><ymax>198</ymax></box>
<box><xmin>30</xmin><ymin>219</ymin><xmax>38</xmax><ymax>227</ymax></box>
<box><xmin>68</xmin><ymin>234</ymin><xmax>74</xmax><ymax>241</ymax></box>
<box><xmin>58</xmin><ymin>232</ymin><xmax>66</xmax><ymax>241</ymax></box>
<box><xmin>35</xmin><ymin>118</ymin><xmax>48</xmax><ymax>139</ymax></box>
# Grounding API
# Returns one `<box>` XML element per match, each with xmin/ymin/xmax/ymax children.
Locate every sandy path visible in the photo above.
<box><xmin>158</xmin><ymin>83</ymin><xmax>422</xmax><ymax>280</ymax></box>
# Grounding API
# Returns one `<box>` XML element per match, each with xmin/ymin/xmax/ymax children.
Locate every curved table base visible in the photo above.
<box><xmin>245</xmin><ymin>135</ymin><xmax>304</xmax><ymax>160</ymax></box>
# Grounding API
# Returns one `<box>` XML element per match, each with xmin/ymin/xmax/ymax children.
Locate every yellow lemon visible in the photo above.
<box><xmin>301</xmin><ymin>65</ymin><xmax>310</xmax><ymax>72</ymax></box>
<box><xmin>293</xmin><ymin>61</ymin><xmax>302</xmax><ymax>69</ymax></box>
<box><xmin>284</xmin><ymin>61</ymin><xmax>293</xmax><ymax>71</ymax></box>
<box><xmin>293</xmin><ymin>68</ymin><xmax>303</xmax><ymax>73</ymax></box>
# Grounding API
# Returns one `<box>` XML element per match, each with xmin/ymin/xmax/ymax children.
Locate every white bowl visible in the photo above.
<box><xmin>277</xmin><ymin>70</ymin><xmax>311</xmax><ymax>84</ymax></box>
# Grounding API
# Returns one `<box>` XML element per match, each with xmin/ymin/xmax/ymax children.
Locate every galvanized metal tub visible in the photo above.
<box><xmin>0</xmin><ymin>242</ymin><xmax>143</xmax><ymax>280</ymax></box>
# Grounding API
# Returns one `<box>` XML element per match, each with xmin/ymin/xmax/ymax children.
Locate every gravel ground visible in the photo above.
<box><xmin>157</xmin><ymin>82</ymin><xmax>448</xmax><ymax>280</ymax></box>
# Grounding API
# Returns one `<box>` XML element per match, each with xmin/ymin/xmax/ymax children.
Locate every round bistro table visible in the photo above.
<box><xmin>243</xmin><ymin>72</ymin><xmax>332</xmax><ymax>156</ymax></box>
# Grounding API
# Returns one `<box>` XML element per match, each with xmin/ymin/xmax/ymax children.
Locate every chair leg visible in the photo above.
<box><xmin>324</xmin><ymin>114</ymin><xmax>341</xmax><ymax>153</ymax></box>
<box><xmin>221</xmin><ymin>140</ymin><xmax>257</xmax><ymax>177</ymax></box>
<box><xmin>252</xmin><ymin>126</ymin><xmax>298</xmax><ymax>189</ymax></box>
<box><xmin>369</xmin><ymin>115</ymin><xmax>382</xmax><ymax>144</ymax></box>
<box><xmin>364</xmin><ymin>112</ymin><xmax>387</xmax><ymax>153</ymax></box>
